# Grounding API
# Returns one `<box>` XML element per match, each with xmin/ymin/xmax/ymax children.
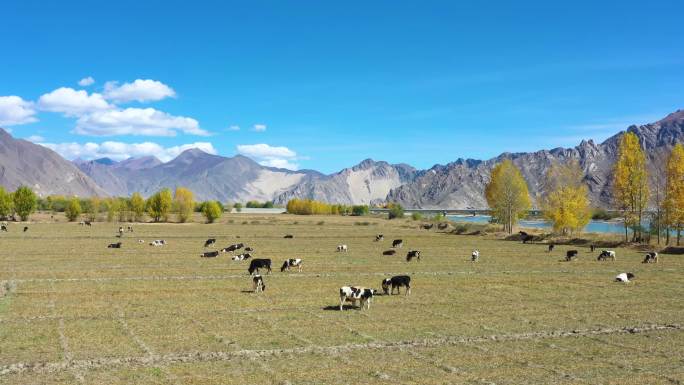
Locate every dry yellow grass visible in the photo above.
<box><xmin>0</xmin><ymin>213</ymin><xmax>682</xmax><ymax>384</ymax></box>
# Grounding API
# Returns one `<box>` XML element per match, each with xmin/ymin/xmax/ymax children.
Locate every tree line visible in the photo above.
<box><xmin>286</xmin><ymin>199</ymin><xmax>369</xmax><ymax>216</ymax></box>
<box><xmin>483</xmin><ymin>132</ymin><xmax>684</xmax><ymax>245</ymax></box>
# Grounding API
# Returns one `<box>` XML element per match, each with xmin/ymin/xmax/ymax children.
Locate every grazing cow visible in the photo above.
<box><xmin>392</xmin><ymin>239</ymin><xmax>403</xmax><ymax>248</ymax></box>
<box><xmin>280</xmin><ymin>258</ymin><xmax>303</xmax><ymax>272</ymax></box>
<box><xmin>1</xmin><ymin>225</ymin><xmax>7</xmax><ymax>232</ymax></box>
<box><xmin>232</xmin><ymin>253</ymin><xmax>253</xmax><ymax>261</ymax></box>
<box><xmin>437</xmin><ymin>223</ymin><xmax>448</xmax><ymax>230</ymax></box>
<box><xmin>548</xmin><ymin>244</ymin><xmax>555</xmax><ymax>252</ymax></box>
<box><xmin>597</xmin><ymin>250</ymin><xmax>616</xmax><ymax>261</ymax></box>
<box><xmin>284</xmin><ymin>234</ymin><xmax>294</xmax><ymax>239</ymax></box>
<box><xmin>590</xmin><ymin>244</ymin><xmax>596</xmax><ymax>252</ymax></box>
<box><xmin>118</xmin><ymin>227</ymin><xmax>124</xmax><ymax>236</ymax></box>
<box><xmin>375</xmin><ymin>234</ymin><xmax>384</xmax><ymax>242</ymax></box>
<box><xmin>382</xmin><ymin>250</ymin><xmax>396</xmax><ymax>256</ymax></box>
<box><xmin>422</xmin><ymin>223</ymin><xmax>434</xmax><ymax>230</ymax></box>
<box><xmin>471</xmin><ymin>250</ymin><xmax>479</xmax><ymax>262</ymax></box>
<box><xmin>248</xmin><ymin>259</ymin><xmax>272</xmax><ymax>275</ymax></box>
<box><xmin>245</xmin><ymin>247</ymin><xmax>254</xmax><ymax>252</ymax></box>
<box><xmin>643</xmin><ymin>252</ymin><xmax>658</xmax><ymax>263</ymax></box>
<box><xmin>253</xmin><ymin>275</ymin><xmax>266</xmax><ymax>292</ymax></box>
<box><xmin>565</xmin><ymin>250</ymin><xmax>579</xmax><ymax>261</ymax></box>
<box><xmin>204</xmin><ymin>238</ymin><xmax>217</xmax><ymax>247</ymax></box>
<box><xmin>381</xmin><ymin>275</ymin><xmax>411</xmax><ymax>295</ymax></box>
<box><xmin>339</xmin><ymin>286</ymin><xmax>375</xmax><ymax>310</ymax></box>
<box><xmin>519</xmin><ymin>231</ymin><xmax>534</xmax><ymax>244</ymax></box>
<box><xmin>23</xmin><ymin>226</ymin><xmax>28</xmax><ymax>232</ymax></box>
<box><xmin>221</xmin><ymin>243</ymin><xmax>244</xmax><ymax>253</ymax></box>
<box><xmin>201</xmin><ymin>251</ymin><xmax>219</xmax><ymax>258</ymax></box>
<box><xmin>108</xmin><ymin>242</ymin><xmax>122</xmax><ymax>248</ymax></box>
<box><xmin>615</xmin><ymin>272</ymin><xmax>635</xmax><ymax>283</ymax></box>
<box><xmin>138</xmin><ymin>239</ymin><xmax>145</xmax><ymax>244</ymax></box>
<box><xmin>406</xmin><ymin>250</ymin><xmax>421</xmax><ymax>262</ymax></box>
<box><xmin>150</xmin><ymin>240</ymin><xmax>166</xmax><ymax>246</ymax></box>
<box><xmin>336</xmin><ymin>244</ymin><xmax>348</xmax><ymax>252</ymax></box>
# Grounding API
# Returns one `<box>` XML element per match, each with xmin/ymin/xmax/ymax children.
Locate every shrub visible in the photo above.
<box><xmin>201</xmin><ymin>201</ymin><xmax>222</xmax><ymax>223</ymax></box>
<box><xmin>65</xmin><ymin>197</ymin><xmax>82</xmax><ymax>222</ymax></box>
<box><xmin>13</xmin><ymin>186</ymin><xmax>37</xmax><ymax>221</ymax></box>
<box><xmin>411</xmin><ymin>212</ymin><xmax>423</xmax><ymax>221</ymax></box>
<box><xmin>388</xmin><ymin>204</ymin><xmax>405</xmax><ymax>220</ymax></box>
<box><xmin>351</xmin><ymin>205</ymin><xmax>369</xmax><ymax>216</ymax></box>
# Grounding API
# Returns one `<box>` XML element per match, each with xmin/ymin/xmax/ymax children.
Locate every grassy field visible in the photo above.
<box><xmin>0</xmin><ymin>213</ymin><xmax>682</xmax><ymax>384</ymax></box>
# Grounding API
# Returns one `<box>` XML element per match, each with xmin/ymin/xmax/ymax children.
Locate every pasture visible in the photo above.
<box><xmin>0</xmin><ymin>214</ymin><xmax>682</xmax><ymax>384</ymax></box>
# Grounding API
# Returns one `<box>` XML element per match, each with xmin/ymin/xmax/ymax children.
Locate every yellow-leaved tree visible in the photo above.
<box><xmin>541</xmin><ymin>160</ymin><xmax>591</xmax><ymax>235</ymax></box>
<box><xmin>485</xmin><ymin>159</ymin><xmax>531</xmax><ymax>234</ymax></box>
<box><xmin>665</xmin><ymin>143</ymin><xmax>684</xmax><ymax>245</ymax></box>
<box><xmin>613</xmin><ymin>132</ymin><xmax>649</xmax><ymax>242</ymax></box>
<box><xmin>174</xmin><ymin>187</ymin><xmax>195</xmax><ymax>223</ymax></box>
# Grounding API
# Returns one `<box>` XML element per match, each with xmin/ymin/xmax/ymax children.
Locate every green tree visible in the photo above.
<box><xmin>202</xmin><ymin>201</ymin><xmax>222</xmax><ymax>223</ymax></box>
<box><xmin>233</xmin><ymin>202</ymin><xmax>243</xmax><ymax>213</ymax></box>
<box><xmin>130</xmin><ymin>192</ymin><xmax>145</xmax><ymax>222</ymax></box>
<box><xmin>613</xmin><ymin>132</ymin><xmax>649</xmax><ymax>242</ymax></box>
<box><xmin>485</xmin><ymin>160</ymin><xmax>531</xmax><ymax>234</ymax></box>
<box><xmin>351</xmin><ymin>205</ymin><xmax>369</xmax><ymax>216</ymax></box>
<box><xmin>388</xmin><ymin>203</ymin><xmax>405</xmax><ymax>220</ymax></box>
<box><xmin>0</xmin><ymin>187</ymin><xmax>12</xmax><ymax>219</ymax></box>
<box><xmin>13</xmin><ymin>186</ymin><xmax>37</xmax><ymax>221</ymax></box>
<box><xmin>541</xmin><ymin>160</ymin><xmax>591</xmax><ymax>235</ymax></box>
<box><xmin>65</xmin><ymin>197</ymin><xmax>82</xmax><ymax>222</ymax></box>
<box><xmin>174</xmin><ymin>187</ymin><xmax>195</xmax><ymax>223</ymax></box>
<box><xmin>146</xmin><ymin>189</ymin><xmax>173</xmax><ymax>222</ymax></box>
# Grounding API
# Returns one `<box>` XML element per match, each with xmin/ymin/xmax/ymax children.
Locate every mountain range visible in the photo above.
<box><xmin>0</xmin><ymin>110</ymin><xmax>682</xmax><ymax>208</ymax></box>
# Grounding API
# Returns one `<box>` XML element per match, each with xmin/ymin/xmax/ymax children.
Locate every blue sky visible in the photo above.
<box><xmin>0</xmin><ymin>1</ymin><xmax>682</xmax><ymax>173</ymax></box>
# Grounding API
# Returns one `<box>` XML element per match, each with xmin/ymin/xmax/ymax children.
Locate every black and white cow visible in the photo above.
<box><xmin>548</xmin><ymin>244</ymin><xmax>555</xmax><ymax>252</ymax></box>
<box><xmin>643</xmin><ymin>252</ymin><xmax>658</xmax><ymax>263</ymax></box>
<box><xmin>244</xmin><ymin>247</ymin><xmax>254</xmax><ymax>252</ymax></box>
<box><xmin>84</xmin><ymin>221</ymin><xmax>92</xmax><ymax>227</ymax></box>
<box><xmin>392</xmin><ymin>239</ymin><xmax>403</xmax><ymax>248</ymax></box>
<box><xmin>381</xmin><ymin>275</ymin><xmax>411</xmax><ymax>295</ymax></box>
<box><xmin>248</xmin><ymin>259</ymin><xmax>272</xmax><ymax>275</ymax></box>
<box><xmin>23</xmin><ymin>226</ymin><xmax>28</xmax><ymax>232</ymax></box>
<box><xmin>615</xmin><ymin>272</ymin><xmax>635</xmax><ymax>283</ymax></box>
<box><xmin>253</xmin><ymin>275</ymin><xmax>266</xmax><ymax>292</ymax></box>
<box><xmin>284</xmin><ymin>234</ymin><xmax>294</xmax><ymax>239</ymax></box>
<box><xmin>118</xmin><ymin>227</ymin><xmax>124</xmax><ymax>236</ymax></box>
<box><xmin>1</xmin><ymin>225</ymin><xmax>7</xmax><ymax>232</ymax></box>
<box><xmin>204</xmin><ymin>238</ymin><xmax>217</xmax><ymax>247</ymax></box>
<box><xmin>201</xmin><ymin>251</ymin><xmax>219</xmax><ymax>258</ymax></box>
<box><xmin>565</xmin><ymin>250</ymin><xmax>579</xmax><ymax>261</ymax></box>
<box><xmin>127</xmin><ymin>226</ymin><xmax>133</xmax><ymax>232</ymax></box>
<box><xmin>406</xmin><ymin>250</ymin><xmax>421</xmax><ymax>262</ymax></box>
<box><xmin>232</xmin><ymin>253</ymin><xmax>253</xmax><ymax>261</ymax></box>
<box><xmin>382</xmin><ymin>250</ymin><xmax>396</xmax><ymax>256</ymax></box>
<box><xmin>375</xmin><ymin>234</ymin><xmax>384</xmax><ymax>242</ymax></box>
<box><xmin>108</xmin><ymin>242</ymin><xmax>122</xmax><ymax>248</ymax></box>
<box><xmin>336</xmin><ymin>244</ymin><xmax>348</xmax><ymax>252</ymax></box>
<box><xmin>150</xmin><ymin>239</ymin><xmax>166</xmax><ymax>246</ymax></box>
<box><xmin>280</xmin><ymin>258</ymin><xmax>303</xmax><ymax>272</ymax></box>
<box><xmin>221</xmin><ymin>243</ymin><xmax>244</xmax><ymax>253</ymax></box>
<box><xmin>597</xmin><ymin>250</ymin><xmax>616</xmax><ymax>261</ymax></box>
<box><xmin>471</xmin><ymin>250</ymin><xmax>479</xmax><ymax>262</ymax></box>
<box><xmin>339</xmin><ymin>286</ymin><xmax>375</xmax><ymax>310</ymax></box>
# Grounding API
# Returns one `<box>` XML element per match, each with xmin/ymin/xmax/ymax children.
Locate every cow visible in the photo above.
<box><xmin>1</xmin><ymin>225</ymin><xmax>7</xmax><ymax>232</ymax></box>
<box><xmin>548</xmin><ymin>244</ymin><xmax>555</xmax><ymax>252</ymax></box>
<box><xmin>138</xmin><ymin>239</ymin><xmax>145</xmax><ymax>244</ymax></box>
<box><xmin>437</xmin><ymin>223</ymin><xmax>449</xmax><ymax>230</ymax></box>
<box><xmin>127</xmin><ymin>226</ymin><xmax>133</xmax><ymax>232</ymax></box>
<box><xmin>85</xmin><ymin>221</ymin><xmax>92</xmax><ymax>226</ymax></box>
<box><xmin>248</xmin><ymin>259</ymin><xmax>272</xmax><ymax>275</ymax></box>
<box><xmin>78</xmin><ymin>221</ymin><xmax>85</xmax><ymax>226</ymax></box>
<box><xmin>253</xmin><ymin>275</ymin><xmax>266</xmax><ymax>293</ymax></box>
<box><xmin>150</xmin><ymin>240</ymin><xmax>166</xmax><ymax>246</ymax></box>
<box><xmin>406</xmin><ymin>250</ymin><xmax>421</xmax><ymax>262</ymax></box>
<box><xmin>422</xmin><ymin>224</ymin><xmax>434</xmax><ymax>230</ymax></box>
<box><xmin>23</xmin><ymin>226</ymin><xmax>28</xmax><ymax>232</ymax></box>
<box><xmin>615</xmin><ymin>272</ymin><xmax>635</xmax><ymax>283</ymax></box>
<box><xmin>392</xmin><ymin>239</ymin><xmax>403</xmax><ymax>248</ymax></box>
<box><xmin>221</xmin><ymin>243</ymin><xmax>244</xmax><ymax>253</ymax></box>
<box><xmin>201</xmin><ymin>251</ymin><xmax>219</xmax><ymax>258</ymax></box>
<box><xmin>280</xmin><ymin>258</ymin><xmax>303</xmax><ymax>272</ymax></box>
<box><xmin>381</xmin><ymin>275</ymin><xmax>411</xmax><ymax>296</ymax></box>
<box><xmin>232</xmin><ymin>253</ymin><xmax>253</xmax><ymax>261</ymax></box>
<box><xmin>382</xmin><ymin>250</ymin><xmax>396</xmax><ymax>256</ymax></box>
<box><xmin>108</xmin><ymin>242</ymin><xmax>122</xmax><ymax>248</ymax></box>
<box><xmin>339</xmin><ymin>286</ymin><xmax>375</xmax><ymax>310</ymax></box>
<box><xmin>118</xmin><ymin>227</ymin><xmax>124</xmax><ymax>236</ymax></box>
<box><xmin>284</xmin><ymin>234</ymin><xmax>294</xmax><ymax>239</ymax></box>
<box><xmin>519</xmin><ymin>231</ymin><xmax>534</xmax><ymax>244</ymax></box>
<box><xmin>643</xmin><ymin>252</ymin><xmax>658</xmax><ymax>263</ymax></box>
<box><xmin>336</xmin><ymin>244</ymin><xmax>348</xmax><ymax>252</ymax></box>
<box><xmin>565</xmin><ymin>250</ymin><xmax>578</xmax><ymax>261</ymax></box>
<box><xmin>471</xmin><ymin>250</ymin><xmax>479</xmax><ymax>262</ymax></box>
<box><xmin>244</xmin><ymin>247</ymin><xmax>254</xmax><ymax>252</ymax></box>
<box><xmin>374</xmin><ymin>234</ymin><xmax>384</xmax><ymax>242</ymax></box>
<box><xmin>204</xmin><ymin>238</ymin><xmax>217</xmax><ymax>248</ymax></box>
<box><xmin>597</xmin><ymin>250</ymin><xmax>616</xmax><ymax>261</ymax></box>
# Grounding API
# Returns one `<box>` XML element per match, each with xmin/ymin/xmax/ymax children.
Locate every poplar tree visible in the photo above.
<box><xmin>485</xmin><ymin>160</ymin><xmax>531</xmax><ymax>234</ymax></box>
<box><xmin>613</xmin><ymin>132</ymin><xmax>649</xmax><ymax>242</ymax></box>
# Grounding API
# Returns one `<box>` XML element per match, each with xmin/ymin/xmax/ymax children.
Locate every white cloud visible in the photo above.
<box><xmin>74</xmin><ymin>107</ymin><xmax>208</xmax><ymax>137</ymax></box>
<box><xmin>38</xmin><ymin>87</ymin><xmax>112</xmax><ymax>117</ymax></box>
<box><xmin>252</xmin><ymin>124</ymin><xmax>267</xmax><ymax>132</ymax></box>
<box><xmin>104</xmin><ymin>79</ymin><xmax>176</xmax><ymax>103</ymax></box>
<box><xmin>25</xmin><ymin>135</ymin><xmax>45</xmax><ymax>142</ymax></box>
<box><xmin>0</xmin><ymin>96</ymin><xmax>38</xmax><ymax>126</ymax></box>
<box><xmin>236</xmin><ymin>143</ymin><xmax>299</xmax><ymax>170</ymax></box>
<box><xmin>39</xmin><ymin>140</ymin><xmax>217</xmax><ymax>162</ymax></box>
<box><xmin>227</xmin><ymin>125</ymin><xmax>240</xmax><ymax>131</ymax></box>
<box><xmin>78</xmin><ymin>76</ymin><xmax>95</xmax><ymax>87</ymax></box>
